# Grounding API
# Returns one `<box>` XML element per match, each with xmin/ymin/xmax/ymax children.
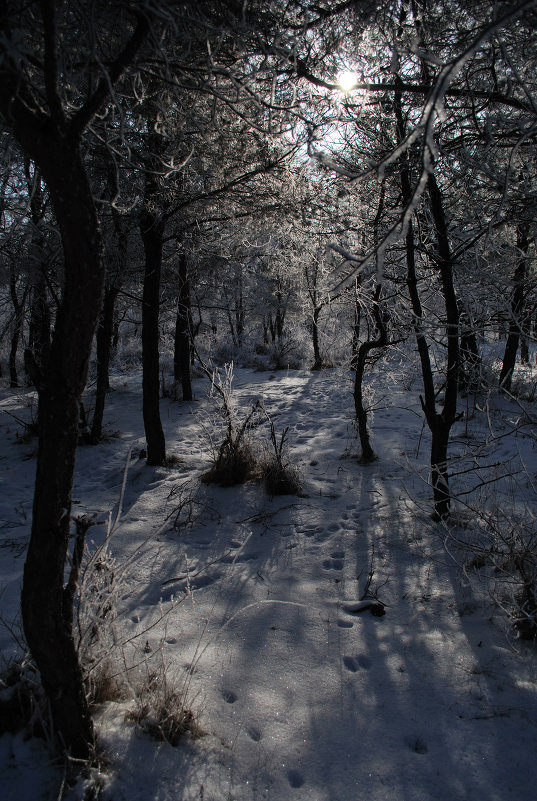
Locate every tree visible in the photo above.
<box><xmin>0</xmin><ymin>0</ymin><xmax>151</xmax><ymax>757</ymax></box>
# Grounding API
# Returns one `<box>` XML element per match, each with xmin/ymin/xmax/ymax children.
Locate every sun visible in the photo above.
<box><xmin>336</xmin><ymin>70</ymin><xmax>358</xmax><ymax>93</ymax></box>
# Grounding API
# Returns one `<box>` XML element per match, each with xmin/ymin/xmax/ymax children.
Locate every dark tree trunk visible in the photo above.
<box><xmin>0</xmin><ymin>4</ymin><xmax>150</xmax><ymax>758</ymax></box>
<box><xmin>353</xmin><ymin>284</ymin><xmax>387</xmax><ymax>462</ymax></box>
<box><xmin>351</xmin><ymin>282</ymin><xmax>361</xmax><ymax>370</ymax></box>
<box><xmin>9</xmin><ymin>272</ymin><xmax>27</xmax><ymax>388</ymax></box>
<box><xmin>395</xmin><ymin>84</ymin><xmax>459</xmax><ymax>520</ymax></box>
<box><xmin>500</xmin><ymin>223</ymin><xmax>530</xmax><ymax>391</ymax></box>
<box><xmin>25</xmin><ymin>161</ymin><xmax>51</xmax><ymax>390</ymax></box>
<box><xmin>140</xmin><ymin>208</ymin><xmax>166</xmax><ymax>466</ymax></box>
<box><xmin>28</xmin><ymin>271</ymin><xmax>51</xmax><ymax>384</ymax></box>
<box><xmin>91</xmin><ymin>284</ymin><xmax>119</xmax><ymax>442</ymax></box>
<box><xmin>138</xmin><ymin>98</ymin><xmax>167</xmax><ymax>466</ymax></box>
<box><xmin>275</xmin><ymin>281</ymin><xmax>285</xmax><ymax>340</ymax></box>
<box><xmin>425</xmin><ymin>174</ymin><xmax>460</xmax><ymax>519</ymax></box>
<box><xmin>174</xmin><ymin>252</ymin><xmax>193</xmax><ymax>401</ymax></box>
<box><xmin>235</xmin><ymin>269</ymin><xmax>244</xmax><ymax>347</ymax></box>
<box><xmin>311</xmin><ymin>306</ymin><xmax>322</xmax><ymax>369</ymax></box>
<box><xmin>21</xmin><ymin>139</ymin><xmax>102</xmax><ymax>760</ymax></box>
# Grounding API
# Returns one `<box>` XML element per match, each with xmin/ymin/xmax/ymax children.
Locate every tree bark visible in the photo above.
<box><xmin>395</xmin><ymin>82</ymin><xmax>459</xmax><ymax>520</ymax></box>
<box><xmin>140</xmin><ymin>211</ymin><xmax>166</xmax><ymax>465</ymax></box>
<box><xmin>91</xmin><ymin>284</ymin><xmax>119</xmax><ymax>442</ymax></box>
<box><xmin>174</xmin><ymin>252</ymin><xmax>193</xmax><ymax>401</ymax></box>
<box><xmin>8</xmin><ymin>269</ymin><xmax>27</xmax><ymax>388</ymax></box>
<box><xmin>353</xmin><ymin>284</ymin><xmax>387</xmax><ymax>462</ymax></box>
<box><xmin>499</xmin><ymin>222</ymin><xmax>530</xmax><ymax>391</ymax></box>
<box><xmin>0</xmin><ymin>3</ymin><xmax>150</xmax><ymax>758</ymax></box>
<box><xmin>425</xmin><ymin>174</ymin><xmax>460</xmax><ymax>519</ymax></box>
<box><xmin>21</xmin><ymin>138</ymin><xmax>102</xmax><ymax>759</ymax></box>
<box><xmin>311</xmin><ymin>305</ymin><xmax>322</xmax><ymax>369</ymax></box>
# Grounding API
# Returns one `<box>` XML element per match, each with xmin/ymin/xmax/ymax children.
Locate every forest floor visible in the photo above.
<box><xmin>1</xmin><ymin>356</ymin><xmax>537</xmax><ymax>800</ymax></box>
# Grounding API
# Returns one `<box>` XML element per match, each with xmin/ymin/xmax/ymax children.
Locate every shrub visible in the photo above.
<box><xmin>200</xmin><ymin>362</ymin><xmax>263</xmax><ymax>486</ymax></box>
<box><xmin>126</xmin><ymin>661</ymin><xmax>204</xmax><ymax>746</ymax></box>
<box><xmin>261</xmin><ymin>422</ymin><xmax>301</xmax><ymax>496</ymax></box>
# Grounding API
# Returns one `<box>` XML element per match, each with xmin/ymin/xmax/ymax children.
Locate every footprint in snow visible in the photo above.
<box><xmin>247</xmin><ymin>726</ymin><xmax>262</xmax><ymax>742</ymax></box>
<box><xmin>323</xmin><ymin>558</ymin><xmax>344</xmax><ymax>571</ymax></box>
<box><xmin>323</xmin><ymin>550</ymin><xmax>345</xmax><ymax>571</ymax></box>
<box><xmin>222</xmin><ymin>690</ymin><xmax>237</xmax><ymax>704</ymax></box>
<box><xmin>343</xmin><ymin>655</ymin><xmax>371</xmax><ymax>672</ymax></box>
<box><xmin>343</xmin><ymin>656</ymin><xmax>359</xmax><ymax>673</ymax></box>
<box><xmin>337</xmin><ymin>618</ymin><xmax>354</xmax><ymax>629</ymax></box>
<box><xmin>405</xmin><ymin>735</ymin><xmax>428</xmax><ymax>755</ymax></box>
<box><xmin>287</xmin><ymin>770</ymin><xmax>305</xmax><ymax>788</ymax></box>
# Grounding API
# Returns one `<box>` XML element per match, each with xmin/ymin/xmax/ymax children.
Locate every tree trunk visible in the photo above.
<box><xmin>353</xmin><ymin>284</ymin><xmax>387</xmax><ymax>462</ymax></box>
<box><xmin>395</xmin><ymin>83</ymin><xmax>459</xmax><ymax>520</ymax></box>
<box><xmin>311</xmin><ymin>306</ymin><xmax>322</xmax><ymax>369</ymax></box>
<box><xmin>21</xmin><ymin>139</ymin><xmax>102</xmax><ymax>759</ymax></box>
<box><xmin>28</xmin><ymin>271</ymin><xmax>51</xmax><ymax>386</ymax></box>
<box><xmin>499</xmin><ymin>222</ymin><xmax>530</xmax><ymax>391</ymax></box>
<box><xmin>91</xmin><ymin>284</ymin><xmax>119</xmax><ymax>442</ymax></box>
<box><xmin>140</xmin><ymin>211</ymin><xmax>166</xmax><ymax>465</ymax></box>
<box><xmin>275</xmin><ymin>281</ymin><xmax>285</xmax><ymax>340</ymax></box>
<box><xmin>351</xmin><ymin>281</ymin><xmax>361</xmax><ymax>370</ymax></box>
<box><xmin>0</xmin><ymin>1</ymin><xmax>150</xmax><ymax>760</ymax></box>
<box><xmin>174</xmin><ymin>252</ymin><xmax>193</xmax><ymax>401</ymax></box>
<box><xmin>9</xmin><ymin>269</ymin><xmax>27</xmax><ymax>388</ymax></box>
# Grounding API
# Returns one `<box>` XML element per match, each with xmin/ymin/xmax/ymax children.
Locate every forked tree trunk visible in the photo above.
<box><xmin>395</xmin><ymin>85</ymin><xmax>459</xmax><ymax>520</ymax></box>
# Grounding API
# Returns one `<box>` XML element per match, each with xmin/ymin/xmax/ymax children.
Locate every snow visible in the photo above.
<box><xmin>1</xmin><ymin>362</ymin><xmax>537</xmax><ymax>801</ymax></box>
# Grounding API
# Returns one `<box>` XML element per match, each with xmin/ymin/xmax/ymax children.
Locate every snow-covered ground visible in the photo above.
<box><xmin>1</xmin><ymin>360</ymin><xmax>537</xmax><ymax>801</ymax></box>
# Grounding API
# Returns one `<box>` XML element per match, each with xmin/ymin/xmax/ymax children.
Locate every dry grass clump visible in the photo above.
<box><xmin>85</xmin><ymin>662</ymin><xmax>124</xmax><ymax>708</ymax></box>
<box><xmin>201</xmin><ymin>437</ymin><xmax>258</xmax><ymax>487</ymax></box>
<box><xmin>126</xmin><ymin>670</ymin><xmax>204</xmax><ymax>746</ymax></box>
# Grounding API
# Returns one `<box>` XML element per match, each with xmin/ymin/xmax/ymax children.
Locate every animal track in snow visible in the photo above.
<box><xmin>222</xmin><ymin>690</ymin><xmax>237</xmax><ymax>704</ymax></box>
<box><xmin>343</xmin><ymin>654</ymin><xmax>372</xmax><ymax>672</ymax></box>
<box><xmin>343</xmin><ymin>656</ymin><xmax>359</xmax><ymax>673</ymax></box>
<box><xmin>287</xmin><ymin>769</ymin><xmax>305</xmax><ymax>788</ymax></box>
<box><xmin>247</xmin><ymin>726</ymin><xmax>262</xmax><ymax>742</ymax></box>
<box><xmin>323</xmin><ymin>558</ymin><xmax>343</xmax><ymax>571</ymax></box>
<box><xmin>337</xmin><ymin>618</ymin><xmax>354</xmax><ymax>628</ymax></box>
<box><xmin>405</xmin><ymin>735</ymin><xmax>428</xmax><ymax>755</ymax></box>
<box><xmin>327</xmin><ymin>523</ymin><xmax>340</xmax><ymax>533</ymax></box>
<box><xmin>322</xmin><ymin>550</ymin><xmax>345</xmax><ymax>571</ymax></box>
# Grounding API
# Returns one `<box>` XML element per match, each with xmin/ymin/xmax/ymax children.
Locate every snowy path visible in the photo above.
<box><xmin>1</xmin><ymin>367</ymin><xmax>537</xmax><ymax>800</ymax></box>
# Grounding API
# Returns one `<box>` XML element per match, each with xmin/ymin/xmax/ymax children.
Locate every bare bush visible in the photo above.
<box><xmin>439</xmin><ymin>460</ymin><xmax>537</xmax><ymax>640</ymax></box>
<box><xmin>126</xmin><ymin>654</ymin><xmax>204</xmax><ymax>746</ymax></box>
<box><xmin>261</xmin><ymin>421</ymin><xmax>301</xmax><ymax>496</ymax></box>
<box><xmin>199</xmin><ymin>362</ymin><xmax>263</xmax><ymax>486</ymax></box>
